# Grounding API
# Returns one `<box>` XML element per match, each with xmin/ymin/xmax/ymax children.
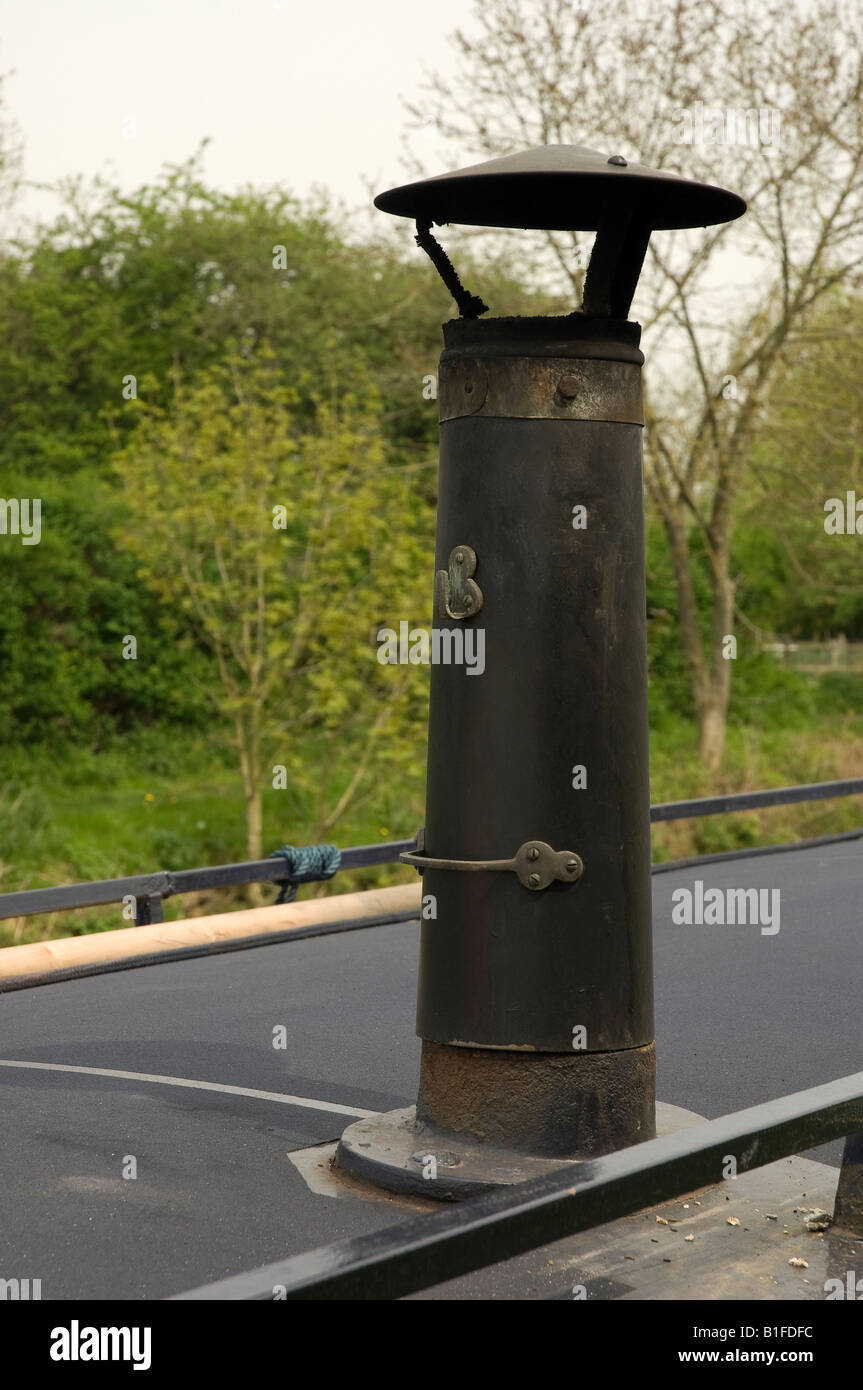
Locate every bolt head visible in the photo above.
<box><xmin>454</xmin><ymin>551</ymin><xmax>464</xmax><ymax>564</ymax></box>
<box><xmin>527</xmin><ymin>872</ymin><xmax>542</xmax><ymax>889</ymax></box>
<box><xmin>608</xmin><ymin>154</ymin><xmax>628</xmax><ymax>166</ymax></box>
<box><xmin>526</xmin><ymin>845</ymin><xmax>540</xmax><ymax>862</ymax></box>
<box><xmin>558</xmin><ymin>375</ymin><xmax>580</xmax><ymax>400</ymax></box>
<box><xmin>566</xmin><ymin>859</ymin><xmax>581</xmax><ymax>875</ymax></box>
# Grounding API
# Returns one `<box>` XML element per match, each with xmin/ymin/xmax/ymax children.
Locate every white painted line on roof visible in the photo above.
<box><xmin>0</xmin><ymin>1060</ymin><xmax>376</xmax><ymax>1118</ymax></box>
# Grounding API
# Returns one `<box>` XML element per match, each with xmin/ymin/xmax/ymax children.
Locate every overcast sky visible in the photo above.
<box><xmin>4</xmin><ymin>0</ymin><xmax>475</xmax><ymax>226</ymax></box>
<box><xmin>3</xmin><ymin>0</ymin><xmax>757</xmax><ymax>336</ymax></box>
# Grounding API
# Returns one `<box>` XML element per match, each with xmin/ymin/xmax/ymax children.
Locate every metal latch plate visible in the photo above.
<box><xmin>400</xmin><ymin>836</ymin><xmax>583</xmax><ymax>892</ymax></box>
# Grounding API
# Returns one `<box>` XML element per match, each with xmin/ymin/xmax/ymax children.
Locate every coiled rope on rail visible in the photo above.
<box><xmin>267</xmin><ymin>844</ymin><xmax>342</xmax><ymax>904</ymax></box>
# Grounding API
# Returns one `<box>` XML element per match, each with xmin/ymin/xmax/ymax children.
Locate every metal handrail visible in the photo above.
<box><xmin>173</xmin><ymin>1069</ymin><xmax>863</xmax><ymax>1301</ymax></box>
<box><xmin>2</xmin><ymin>777</ymin><xmax>862</xmax><ymax>926</ymax></box>
<box><xmin>0</xmin><ymin>839</ymin><xmax>414</xmax><ymax>926</ymax></box>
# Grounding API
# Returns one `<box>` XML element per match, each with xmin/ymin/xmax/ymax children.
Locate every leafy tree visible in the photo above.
<box><xmin>738</xmin><ymin>292</ymin><xmax>863</xmax><ymax>641</ymax></box>
<box><xmin>113</xmin><ymin>346</ymin><xmax>431</xmax><ymax>859</ymax></box>
<box><xmin>0</xmin><ymin>156</ymin><xmax>555</xmax><ymax>749</ymax></box>
<box><xmin>410</xmin><ymin>0</ymin><xmax>863</xmax><ymax>768</ymax></box>
<box><xmin>0</xmin><ymin>64</ymin><xmax>22</xmax><ymax>232</ymax></box>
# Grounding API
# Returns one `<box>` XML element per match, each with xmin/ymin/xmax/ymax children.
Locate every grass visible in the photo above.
<box><xmin>649</xmin><ymin>724</ymin><xmax>863</xmax><ymax>862</ymax></box>
<box><xmin>2</xmin><ymin>671</ymin><xmax>863</xmax><ymax>947</ymax></box>
<box><xmin>0</xmin><ymin>729</ymin><xmax>425</xmax><ymax>946</ymax></box>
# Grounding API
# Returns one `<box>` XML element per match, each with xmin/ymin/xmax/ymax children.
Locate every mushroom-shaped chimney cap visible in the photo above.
<box><xmin>375</xmin><ymin>144</ymin><xmax>745</xmax><ymax>232</ymax></box>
